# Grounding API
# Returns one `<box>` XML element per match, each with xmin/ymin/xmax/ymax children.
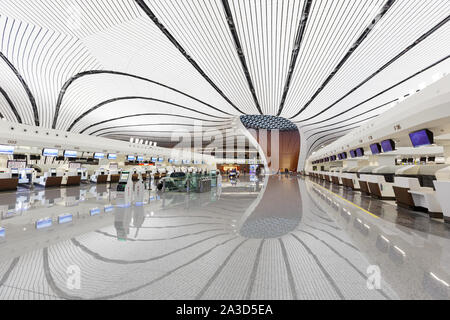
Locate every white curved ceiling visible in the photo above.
<box><xmin>0</xmin><ymin>0</ymin><xmax>449</xmax><ymax>153</ymax></box>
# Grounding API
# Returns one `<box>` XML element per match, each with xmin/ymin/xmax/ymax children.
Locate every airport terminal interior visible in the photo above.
<box><xmin>0</xmin><ymin>0</ymin><xmax>449</xmax><ymax>300</ymax></box>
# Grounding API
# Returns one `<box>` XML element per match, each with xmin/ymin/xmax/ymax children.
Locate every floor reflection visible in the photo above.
<box><xmin>0</xmin><ymin>176</ymin><xmax>448</xmax><ymax>299</ymax></box>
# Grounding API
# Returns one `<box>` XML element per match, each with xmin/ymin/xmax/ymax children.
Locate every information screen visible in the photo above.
<box><xmin>409</xmin><ymin>129</ymin><xmax>433</xmax><ymax>147</ymax></box>
<box><xmin>168</xmin><ymin>159</ymin><xmax>174</xmax><ymax>163</ymax></box>
<box><xmin>151</xmin><ymin>157</ymin><xmax>157</xmax><ymax>162</ymax></box>
<box><xmin>158</xmin><ymin>158</ymin><xmax>164</xmax><ymax>162</ymax></box>
<box><xmin>0</xmin><ymin>145</ymin><xmax>14</xmax><ymax>155</ymax></box>
<box><xmin>137</xmin><ymin>156</ymin><xmax>144</xmax><ymax>162</ymax></box>
<box><xmin>108</xmin><ymin>153</ymin><xmax>117</xmax><ymax>160</ymax></box>
<box><xmin>370</xmin><ymin>144</ymin><xmax>381</xmax><ymax>155</ymax></box>
<box><xmin>127</xmin><ymin>155</ymin><xmax>136</xmax><ymax>161</ymax></box>
<box><xmin>43</xmin><ymin>148</ymin><xmax>58</xmax><ymax>157</ymax></box>
<box><xmin>356</xmin><ymin>148</ymin><xmax>364</xmax><ymax>157</ymax></box>
<box><xmin>94</xmin><ymin>153</ymin><xmax>105</xmax><ymax>159</ymax></box>
<box><xmin>381</xmin><ymin>139</ymin><xmax>395</xmax><ymax>152</ymax></box>
<box><xmin>64</xmin><ymin>150</ymin><xmax>77</xmax><ymax>158</ymax></box>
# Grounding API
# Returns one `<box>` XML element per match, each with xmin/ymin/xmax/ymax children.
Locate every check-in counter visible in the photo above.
<box><xmin>90</xmin><ymin>169</ymin><xmax>108</xmax><ymax>184</ymax></box>
<box><xmin>357</xmin><ymin>166</ymin><xmax>378</xmax><ymax>195</ymax></box>
<box><xmin>108</xmin><ymin>170</ymin><xmax>120</xmax><ymax>183</ymax></box>
<box><xmin>330</xmin><ymin>168</ymin><xmax>343</xmax><ymax>185</ymax></box>
<box><xmin>434</xmin><ymin>166</ymin><xmax>450</xmax><ymax>223</ymax></box>
<box><xmin>61</xmin><ymin>169</ymin><xmax>81</xmax><ymax>186</ymax></box>
<box><xmin>367</xmin><ymin>166</ymin><xmax>397</xmax><ymax>200</ymax></box>
<box><xmin>35</xmin><ymin>169</ymin><xmax>63</xmax><ymax>188</ymax></box>
<box><xmin>394</xmin><ymin>165</ymin><xmax>447</xmax><ymax>218</ymax></box>
<box><xmin>0</xmin><ymin>170</ymin><xmax>19</xmax><ymax>192</ymax></box>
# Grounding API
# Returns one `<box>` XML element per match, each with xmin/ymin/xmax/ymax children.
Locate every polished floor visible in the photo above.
<box><xmin>0</xmin><ymin>175</ymin><xmax>449</xmax><ymax>299</ymax></box>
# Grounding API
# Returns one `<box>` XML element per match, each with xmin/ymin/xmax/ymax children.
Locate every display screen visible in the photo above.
<box><xmin>58</xmin><ymin>214</ymin><xmax>73</xmax><ymax>224</ymax></box>
<box><xmin>36</xmin><ymin>218</ymin><xmax>52</xmax><ymax>229</ymax></box>
<box><xmin>0</xmin><ymin>145</ymin><xmax>14</xmax><ymax>155</ymax></box>
<box><xmin>0</xmin><ymin>227</ymin><xmax>5</xmax><ymax>238</ymax></box>
<box><xmin>90</xmin><ymin>208</ymin><xmax>100</xmax><ymax>216</ymax></box>
<box><xmin>50</xmin><ymin>168</ymin><xmax>56</xmax><ymax>173</ymax></box>
<box><xmin>64</xmin><ymin>150</ymin><xmax>77</xmax><ymax>158</ymax></box>
<box><xmin>127</xmin><ymin>155</ymin><xmax>136</xmax><ymax>161</ymax></box>
<box><xmin>370</xmin><ymin>143</ymin><xmax>382</xmax><ymax>155</ymax></box>
<box><xmin>104</xmin><ymin>205</ymin><xmax>114</xmax><ymax>213</ymax></box>
<box><xmin>43</xmin><ymin>148</ymin><xmax>58</xmax><ymax>157</ymax></box>
<box><xmin>381</xmin><ymin>139</ymin><xmax>395</xmax><ymax>152</ymax></box>
<box><xmin>338</xmin><ymin>154</ymin><xmax>342</xmax><ymax>160</ymax></box>
<box><xmin>409</xmin><ymin>129</ymin><xmax>433</xmax><ymax>147</ymax></box>
<box><xmin>120</xmin><ymin>173</ymin><xmax>129</xmax><ymax>180</ymax></box>
<box><xmin>341</xmin><ymin>152</ymin><xmax>347</xmax><ymax>159</ymax></box>
<box><xmin>137</xmin><ymin>156</ymin><xmax>144</xmax><ymax>162</ymax></box>
<box><xmin>158</xmin><ymin>158</ymin><xmax>164</xmax><ymax>162</ymax></box>
<box><xmin>151</xmin><ymin>157</ymin><xmax>157</xmax><ymax>162</ymax></box>
<box><xmin>356</xmin><ymin>148</ymin><xmax>364</xmax><ymax>157</ymax></box>
<box><xmin>349</xmin><ymin>150</ymin><xmax>356</xmax><ymax>158</ymax></box>
<box><xmin>108</xmin><ymin>153</ymin><xmax>117</xmax><ymax>160</ymax></box>
<box><xmin>168</xmin><ymin>159</ymin><xmax>174</xmax><ymax>163</ymax></box>
<box><xmin>7</xmin><ymin>160</ymin><xmax>26</xmax><ymax>169</ymax></box>
<box><xmin>325</xmin><ymin>157</ymin><xmax>329</xmax><ymax>162</ymax></box>
<box><xmin>94</xmin><ymin>153</ymin><xmax>105</xmax><ymax>159</ymax></box>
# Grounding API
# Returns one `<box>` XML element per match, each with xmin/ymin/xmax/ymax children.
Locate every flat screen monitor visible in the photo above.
<box><xmin>428</xmin><ymin>156</ymin><xmax>436</xmax><ymax>162</ymax></box>
<box><xmin>168</xmin><ymin>159</ymin><xmax>174</xmax><ymax>163</ymax></box>
<box><xmin>137</xmin><ymin>156</ymin><xmax>144</xmax><ymax>162</ymax></box>
<box><xmin>0</xmin><ymin>145</ymin><xmax>14</xmax><ymax>155</ymax></box>
<box><xmin>120</xmin><ymin>173</ymin><xmax>129</xmax><ymax>181</ymax></box>
<box><xmin>381</xmin><ymin>139</ymin><xmax>395</xmax><ymax>152</ymax></box>
<box><xmin>341</xmin><ymin>152</ymin><xmax>347</xmax><ymax>159</ymax></box>
<box><xmin>409</xmin><ymin>129</ymin><xmax>433</xmax><ymax>147</ymax></box>
<box><xmin>127</xmin><ymin>155</ymin><xmax>136</xmax><ymax>161</ymax></box>
<box><xmin>370</xmin><ymin>143</ymin><xmax>382</xmax><ymax>155</ymax></box>
<box><xmin>108</xmin><ymin>153</ymin><xmax>117</xmax><ymax>160</ymax></box>
<box><xmin>64</xmin><ymin>150</ymin><xmax>77</xmax><ymax>158</ymax></box>
<box><xmin>158</xmin><ymin>158</ymin><xmax>164</xmax><ymax>162</ymax></box>
<box><xmin>338</xmin><ymin>154</ymin><xmax>342</xmax><ymax>160</ymax></box>
<box><xmin>349</xmin><ymin>150</ymin><xmax>356</xmax><ymax>158</ymax></box>
<box><xmin>94</xmin><ymin>153</ymin><xmax>105</xmax><ymax>159</ymax></box>
<box><xmin>356</xmin><ymin>148</ymin><xmax>364</xmax><ymax>157</ymax></box>
<box><xmin>325</xmin><ymin>157</ymin><xmax>329</xmax><ymax>162</ymax></box>
<box><xmin>151</xmin><ymin>157</ymin><xmax>157</xmax><ymax>162</ymax></box>
<box><xmin>43</xmin><ymin>148</ymin><xmax>58</xmax><ymax>157</ymax></box>
<box><xmin>7</xmin><ymin>160</ymin><xmax>26</xmax><ymax>169</ymax></box>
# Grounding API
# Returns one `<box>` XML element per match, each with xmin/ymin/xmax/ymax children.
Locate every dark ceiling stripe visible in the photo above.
<box><xmin>292</xmin><ymin>14</ymin><xmax>450</xmax><ymax>121</ymax></box>
<box><xmin>135</xmin><ymin>0</ymin><xmax>246</xmax><ymax>115</ymax></box>
<box><xmin>307</xmin><ymin>126</ymin><xmax>359</xmax><ymax>156</ymax></box>
<box><xmin>302</xmin><ymin>99</ymin><xmax>397</xmax><ymax>133</ymax></box>
<box><xmin>52</xmin><ymin>70</ymin><xmax>233</xmax><ymax>129</ymax></box>
<box><xmin>306</xmin><ymin>114</ymin><xmax>380</xmax><ymax>140</ymax></box>
<box><xmin>298</xmin><ymin>54</ymin><xmax>450</xmax><ymax>127</ymax></box>
<box><xmin>0</xmin><ymin>52</ymin><xmax>38</xmax><ymax>125</ymax></box>
<box><xmin>221</xmin><ymin>0</ymin><xmax>262</xmax><ymax>115</ymax></box>
<box><xmin>67</xmin><ymin>96</ymin><xmax>231</xmax><ymax>132</ymax></box>
<box><xmin>288</xmin><ymin>0</ymin><xmax>396</xmax><ymax>118</ymax></box>
<box><xmin>276</xmin><ymin>0</ymin><xmax>313</xmax><ymax>116</ymax></box>
<box><xmin>0</xmin><ymin>86</ymin><xmax>22</xmax><ymax>123</ymax></box>
<box><xmin>79</xmin><ymin>113</ymin><xmax>231</xmax><ymax>134</ymax></box>
<box><xmin>308</xmin><ymin>136</ymin><xmax>346</xmax><ymax>159</ymax></box>
<box><xmin>98</xmin><ymin>127</ymin><xmax>233</xmax><ymax>137</ymax></box>
<box><xmin>90</xmin><ymin>122</ymin><xmax>231</xmax><ymax>136</ymax></box>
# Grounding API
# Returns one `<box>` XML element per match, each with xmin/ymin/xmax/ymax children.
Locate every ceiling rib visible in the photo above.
<box><xmin>288</xmin><ymin>0</ymin><xmax>396</xmax><ymax>119</ymax></box>
<box><xmin>221</xmin><ymin>0</ymin><xmax>263</xmax><ymax>115</ymax></box>
<box><xmin>0</xmin><ymin>86</ymin><xmax>22</xmax><ymax>123</ymax></box>
<box><xmin>294</xmin><ymin>14</ymin><xmax>450</xmax><ymax>123</ymax></box>
<box><xmin>135</xmin><ymin>0</ymin><xmax>246</xmax><ymax>115</ymax></box>
<box><xmin>0</xmin><ymin>52</ymin><xmax>39</xmax><ymax>126</ymax></box>
<box><xmin>276</xmin><ymin>0</ymin><xmax>313</xmax><ymax>116</ymax></box>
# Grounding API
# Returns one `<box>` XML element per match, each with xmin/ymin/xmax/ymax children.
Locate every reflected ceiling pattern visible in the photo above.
<box><xmin>0</xmin><ymin>176</ymin><xmax>449</xmax><ymax>299</ymax></box>
<box><xmin>0</xmin><ymin>0</ymin><xmax>449</xmax><ymax>152</ymax></box>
